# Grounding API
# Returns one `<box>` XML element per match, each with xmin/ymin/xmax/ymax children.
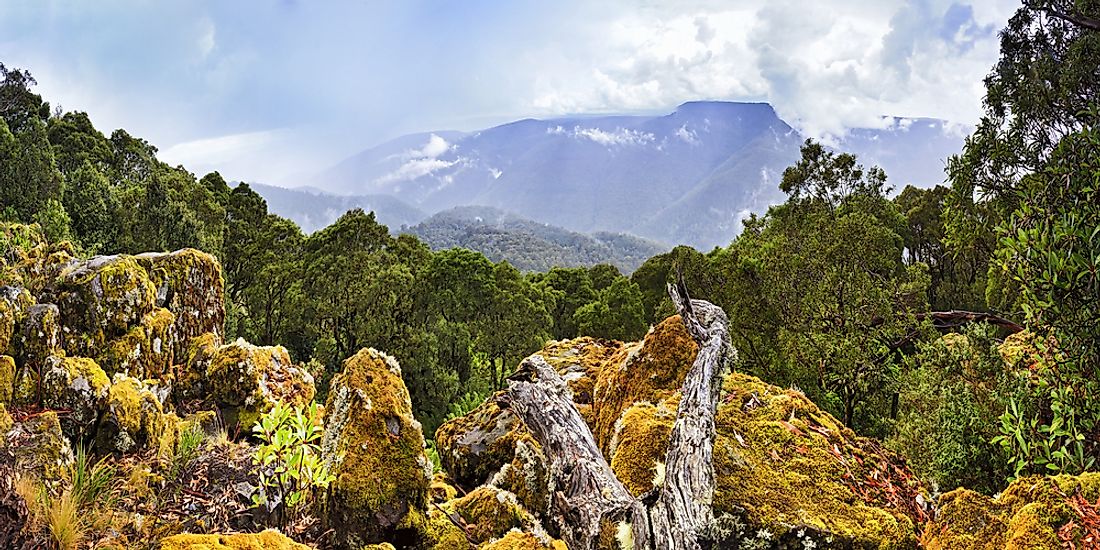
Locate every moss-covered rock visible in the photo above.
<box><xmin>207</xmin><ymin>338</ymin><xmax>314</xmax><ymax>430</ymax></box>
<box><xmin>134</xmin><ymin>249</ymin><xmax>225</xmax><ymax>359</ymax></box>
<box><xmin>178</xmin><ymin>332</ymin><xmax>221</xmax><ymax>400</ymax></box>
<box><xmin>0</xmin><ymin>286</ymin><xmax>34</xmax><ymax>356</ymax></box>
<box><xmin>52</xmin><ymin>255</ymin><xmax>157</xmax><ymax>358</ymax></box>
<box><xmin>589</xmin><ymin>315</ymin><xmax>697</xmax><ymax>453</ymax></box>
<box><xmin>446</xmin><ymin>486</ymin><xmax>537</xmax><ymax>545</ymax></box>
<box><xmin>536</xmin><ymin>337</ymin><xmax>629</xmax><ymax>424</ymax></box>
<box><xmin>40</xmin><ymin>355</ymin><xmax>110</xmax><ymax>437</ymax></box>
<box><xmin>159</xmin><ymin>529</ymin><xmax>310</xmax><ymax>549</ymax></box>
<box><xmin>480</xmin><ymin>530</ymin><xmax>567</xmax><ymax>550</ymax></box>
<box><xmin>608</xmin><ymin>398</ymin><xmax>676</xmax><ymax>496</ymax></box>
<box><xmin>0</xmin><ymin>402</ymin><xmax>12</xmax><ymax>434</ymax></box>
<box><xmin>435</xmin><ymin>395</ymin><xmax>526</xmax><ymax>491</ymax></box>
<box><xmin>321</xmin><ymin>347</ymin><xmax>431</xmax><ymax>548</ymax></box>
<box><xmin>0</xmin><ymin>223</ymin><xmax>77</xmax><ymax>294</ymax></box>
<box><xmin>429</xmin><ymin>472</ymin><xmax>459</xmax><ymax>504</ymax></box>
<box><xmin>0</xmin><ymin>355</ymin><xmax>14</xmax><ymax>406</ymax></box>
<box><xmin>96</xmin><ymin>374</ymin><xmax>179</xmax><ymax>456</ymax></box>
<box><xmin>97</xmin><ymin>307</ymin><xmax>176</xmax><ymax>379</ymax></box>
<box><xmin>923</xmin><ymin>473</ymin><xmax>1100</xmax><ymax>549</ymax></box>
<box><xmin>0</xmin><ymin>410</ymin><xmax>74</xmax><ymax>485</ymax></box>
<box><xmin>19</xmin><ymin>303</ymin><xmax>61</xmax><ymax>370</ymax></box>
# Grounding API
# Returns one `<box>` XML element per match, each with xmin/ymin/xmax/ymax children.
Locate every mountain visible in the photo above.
<box><xmin>300</xmin><ymin>101</ymin><xmax>965</xmax><ymax>249</ymax></box>
<box><xmin>403</xmin><ymin>206</ymin><xmax>666</xmax><ymax>273</ymax></box>
<box><xmin>249</xmin><ymin>183</ymin><xmax>425</xmax><ymax>233</ymax></box>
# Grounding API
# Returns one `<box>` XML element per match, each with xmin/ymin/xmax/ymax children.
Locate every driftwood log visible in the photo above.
<box><xmin>499</xmin><ymin>280</ymin><xmax>735</xmax><ymax>550</ymax></box>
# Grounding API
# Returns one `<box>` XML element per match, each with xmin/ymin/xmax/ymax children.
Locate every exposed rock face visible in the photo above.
<box><xmin>40</xmin><ymin>355</ymin><xmax>110</xmax><ymax>438</ymax></box>
<box><xmin>52</xmin><ymin>255</ymin><xmax>157</xmax><ymax>357</ymax></box>
<box><xmin>923</xmin><ymin>473</ymin><xmax>1100</xmax><ymax>549</ymax></box>
<box><xmin>206</xmin><ymin>338</ymin><xmax>315</xmax><ymax>430</ymax></box>
<box><xmin>134</xmin><ymin>249</ymin><xmax>225</xmax><ymax>359</ymax></box>
<box><xmin>435</xmin><ymin>394</ymin><xmax>526</xmax><ymax>491</ymax></box>
<box><xmin>320</xmin><ymin>347</ymin><xmax>431</xmax><ymax>548</ymax></box>
<box><xmin>159</xmin><ymin>529</ymin><xmax>311</xmax><ymax>549</ymax></box>
<box><xmin>96</xmin><ymin>307</ymin><xmax>176</xmax><ymax>379</ymax></box>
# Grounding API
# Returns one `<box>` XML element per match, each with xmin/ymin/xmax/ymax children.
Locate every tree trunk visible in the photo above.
<box><xmin>499</xmin><ymin>280</ymin><xmax>735</xmax><ymax>550</ymax></box>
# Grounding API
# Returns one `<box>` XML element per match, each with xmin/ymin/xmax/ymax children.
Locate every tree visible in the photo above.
<box><xmin>63</xmin><ymin>162</ymin><xmax>115</xmax><ymax>253</ymax></box>
<box><xmin>32</xmin><ymin>198</ymin><xmax>72</xmax><ymax>244</ymax></box>
<box><xmin>478</xmin><ymin>262</ymin><xmax>552</xmax><ymax>389</ymax></box>
<box><xmin>0</xmin><ymin>63</ymin><xmax>50</xmax><ymax>134</ymax></box>
<box><xmin>573</xmin><ymin>277</ymin><xmax>647</xmax><ymax>342</ymax></box>
<box><xmin>539</xmin><ymin>267</ymin><xmax>597</xmax><ymax>339</ymax></box>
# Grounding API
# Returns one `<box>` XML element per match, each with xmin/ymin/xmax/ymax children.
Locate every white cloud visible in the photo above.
<box><xmin>414</xmin><ymin>133</ymin><xmax>451</xmax><ymax>159</ymax></box>
<box><xmin>546</xmin><ymin>125</ymin><xmax>656</xmax><ymax>147</ymax></box>
<box><xmin>675</xmin><ymin>124</ymin><xmax>700</xmax><ymax>145</ymax></box>
<box><xmin>160</xmin><ymin>129</ymin><xmax>283</xmax><ymax>169</ymax></box>
<box><xmin>375</xmin><ymin>157</ymin><xmax>459</xmax><ymax>186</ymax></box>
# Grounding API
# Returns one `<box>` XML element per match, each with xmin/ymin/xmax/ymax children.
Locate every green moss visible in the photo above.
<box><xmin>178</xmin><ymin>332</ymin><xmax>220</xmax><ymax>399</ymax></box>
<box><xmin>430</xmin><ymin>472</ymin><xmax>459</xmax><ymax>504</ymax></box>
<box><xmin>97</xmin><ymin>374</ymin><xmax>177</xmax><ymax>455</ymax></box>
<box><xmin>321</xmin><ymin>347</ymin><xmax>431</xmax><ymax>547</ymax></box>
<box><xmin>55</xmin><ymin>255</ymin><xmax>156</xmax><ymax>357</ymax></box>
<box><xmin>0</xmin><ymin>401</ymin><xmax>12</xmax><ymax>433</ymax></box>
<box><xmin>0</xmin><ymin>354</ymin><xmax>14</xmax><ymax>405</ymax></box>
<box><xmin>609</xmin><ymin>398</ymin><xmax>675</xmax><ymax>496</ymax></box>
<box><xmin>445</xmin><ymin>486</ymin><xmax>533</xmax><ymax>545</ymax></box>
<box><xmin>0</xmin><ymin>297</ymin><xmax>14</xmax><ymax>354</ymax></box>
<box><xmin>538</xmin><ymin>337</ymin><xmax>630</xmax><ymax>424</ymax></box>
<box><xmin>4</xmin><ymin>410</ymin><xmax>74</xmax><ymax>484</ymax></box>
<box><xmin>133</xmin><ymin>249</ymin><xmax>225</xmax><ymax>359</ymax></box>
<box><xmin>479</xmin><ymin>531</ymin><xmax>567</xmax><ymax>550</ymax></box>
<box><xmin>206</xmin><ymin>338</ymin><xmax>314</xmax><ymax>430</ymax></box>
<box><xmin>159</xmin><ymin>529</ymin><xmax>310</xmax><ymax>549</ymax></box>
<box><xmin>925</xmin><ymin>473</ymin><xmax>1100</xmax><ymax>550</ymax></box>
<box><xmin>40</xmin><ymin>355</ymin><xmax>110</xmax><ymax>436</ymax></box>
<box><xmin>421</xmin><ymin>508</ymin><xmax>471</xmax><ymax>550</ymax></box>
<box><xmin>20</xmin><ymin>303</ymin><xmax>62</xmax><ymax>368</ymax></box>
<box><xmin>97</xmin><ymin>307</ymin><xmax>176</xmax><ymax>379</ymax></box>
<box><xmin>589</xmin><ymin>316</ymin><xmax>697</xmax><ymax>452</ymax></box>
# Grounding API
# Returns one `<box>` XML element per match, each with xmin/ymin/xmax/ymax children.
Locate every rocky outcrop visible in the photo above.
<box><xmin>206</xmin><ymin>338</ymin><xmax>315</xmax><ymax>430</ymax></box>
<box><xmin>320</xmin><ymin>347</ymin><xmax>431</xmax><ymax>548</ymax></box>
<box><xmin>0</xmin><ymin>411</ymin><xmax>74</xmax><ymax>486</ymax></box>
<box><xmin>95</xmin><ymin>374</ymin><xmax>178</xmax><ymax>455</ymax></box>
<box><xmin>134</xmin><ymin>249</ymin><xmax>225</xmax><ymax>359</ymax></box>
<box><xmin>40</xmin><ymin>355</ymin><xmax>110</xmax><ymax>438</ymax></box>
<box><xmin>923</xmin><ymin>473</ymin><xmax>1100</xmax><ymax>549</ymax></box>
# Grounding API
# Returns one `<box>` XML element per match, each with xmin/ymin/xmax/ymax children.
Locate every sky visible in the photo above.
<box><xmin>0</xmin><ymin>0</ymin><xmax>1019</xmax><ymax>187</ymax></box>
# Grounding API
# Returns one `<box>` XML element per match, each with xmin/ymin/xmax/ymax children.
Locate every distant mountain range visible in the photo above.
<box><xmin>405</xmin><ymin>206</ymin><xmax>666</xmax><ymax>273</ymax></box>
<box><xmin>257</xmin><ymin>101</ymin><xmax>965</xmax><ymax>251</ymax></box>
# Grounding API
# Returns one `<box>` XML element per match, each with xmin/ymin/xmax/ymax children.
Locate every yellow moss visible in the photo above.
<box><xmin>609</xmin><ymin>399</ymin><xmax>675</xmax><ymax>496</ymax></box>
<box><xmin>538</xmin><ymin>337</ymin><xmax>629</xmax><ymax>414</ymax></box>
<box><xmin>479</xmin><ymin>530</ymin><xmax>567</xmax><ymax>550</ymax></box>
<box><xmin>445</xmin><ymin>486</ymin><xmax>532</xmax><ymax>544</ymax></box>
<box><xmin>97</xmin><ymin>307</ymin><xmax>176</xmax><ymax>379</ymax></box>
<box><xmin>158</xmin><ymin>529</ymin><xmax>310</xmax><ymax>549</ymax></box>
<box><xmin>7</xmin><ymin>410</ymin><xmax>74</xmax><ymax>483</ymax></box>
<box><xmin>41</xmin><ymin>355</ymin><xmax>110</xmax><ymax>434</ymax></box>
<box><xmin>421</xmin><ymin>508</ymin><xmax>471</xmax><ymax>550</ymax></box>
<box><xmin>0</xmin><ymin>354</ymin><xmax>14</xmax><ymax>405</ymax></box>
<box><xmin>361</xmin><ymin>544</ymin><xmax>397</xmax><ymax>550</ymax></box>
<box><xmin>0</xmin><ymin>401</ymin><xmax>12</xmax><ymax>433</ymax></box>
<box><xmin>922</xmin><ymin>473</ymin><xmax>1100</xmax><ymax>549</ymax></box>
<box><xmin>430</xmin><ymin>473</ymin><xmax>459</xmax><ymax>504</ymax></box>
<box><xmin>134</xmin><ymin>249</ymin><xmax>225</xmax><ymax>358</ymax></box>
<box><xmin>321</xmin><ymin>347</ymin><xmax>430</xmax><ymax>546</ymax></box>
<box><xmin>97</xmin><ymin>374</ymin><xmax>176</xmax><ymax>455</ymax></box>
<box><xmin>589</xmin><ymin>316</ymin><xmax>697</xmax><ymax>452</ymax></box>
<box><xmin>207</xmin><ymin>338</ymin><xmax>314</xmax><ymax>430</ymax></box>
<box><xmin>55</xmin><ymin>255</ymin><xmax>157</xmax><ymax>357</ymax></box>
<box><xmin>178</xmin><ymin>333</ymin><xmax>220</xmax><ymax>399</ymax></box>
<box><xmin>0</xmin><ymin>298</ymin><xmax>13</xmax><ymax>354</ymax></box>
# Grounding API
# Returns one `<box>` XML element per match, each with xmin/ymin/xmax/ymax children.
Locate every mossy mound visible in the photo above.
<box><xmin>480</xmin><ymin>530</ymin><xmax>566</xmax><ymax>550</ymax></box>
<box><xmin>97</xmin><ymin>307</ymin><xmax>177</xmax><ymax>379</ymax></box>
<box><xmin>435</xmin><ymin>394</ymin><xmax>526</xmax><ymax>491</ymax></box>
<box><xmin>0</xmin><ymin>402</ymin><xmax>12</xmax><ymax>433</ymax></box>
<box><xmin>0</xmin><ymin>411</ymin><xmax>74</xmax><ymax>485</ymax></box>
<box><xmin>96</xmin><ymin>374</ymin><xmax>179</xmax><ymax>455</ymax></box>
<box><xmin>589</xmin><ymin>315</ymin><xmax>697</xmax><ymax>453</ymax></box>
<box><xmin>321</xmin><ymin>347</ymin><xmax>431</xmax><ymax>548</ymax></box>
<box><xmin>445</xmin><ymin>486</ymin><xmax>537</xmax><ymax>545</ymax></box>
<box><xmin>488</xmin><ymin>437</ymin><xmax>550</xmax><ymax>521</ymax></box>
<box><xmin>429</xmin><ymin>473</ymin><xmax>459</xmax><ymax>504</ymax></box>
<box><xmin>134</xmin><ymin>249</ymin><xmax>225</xmax><ymax>359</ymax></box>
<box><xmin>0</xmin><ymin>286</ymin><xmax>35</xmax><ymax>357</ymax></box>
<box><xmin>0</xmin><ymin>223</ymin><xmax>77</xmax><ymax>294</ymax></box>
<box><xmin>159</xmin><ymin>529</ymin><xmax>310</xmax><ymax>549</ymax></box>
<box><xmin>536</xmin><ymin>337</ymin><xmax>630</xmax><ymax>423</ymax></box>
<box><xmin>53</xmin><ymin>255</ymin><xmax>157</xmax><ymax>357</ymax></box>
<box><xmin>923</xmin><ymin>473</ymin><xmax>1100</xmax><ymax>549</ymax></box>
<box><xmin>178</xmin><ymin>332</ymin><xmax>221</xmax><ymax>400</ymax></box>
<box><xmin>206</xmin><ymin>338</ymin><xmax>314</xmax><ymax>430</ymax></box>
<box><xmin>40</xmin><ymin>355</ymin><xmax>110</xmax><ymax>437</ymax></box>
<box><xmin>0</xmin><ymin>355</ymin><xmax>14</xmax><ymax>405</ymax></box>
<box><xmin>608</xmin><ymin>398</ymin><xmax>675</xmax><ymax>496</ymax></box>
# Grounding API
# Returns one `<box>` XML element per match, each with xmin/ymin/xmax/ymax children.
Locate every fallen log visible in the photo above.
<box><xmin>500</xmin><ymin>279</ymin><xmax>735</xmax><ymax>550</ymax></box>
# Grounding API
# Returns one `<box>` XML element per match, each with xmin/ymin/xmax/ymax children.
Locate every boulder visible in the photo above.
<box><xmin>320</xmin><ymin>347</ymin><xmax>431</xmax><ymax>548</ymax></box>
<box><xmin>159</xmin><ymin>529</ymin><xmax>309</xmax><ymax>550</ymax></box>
<box><xmin>96</xmin><ymin>307</ymin><xmax>176</xmax><ymax>379</ymax></box>
<box><xmin>134</xmin><ymin>249</ymin><xmax>225</xmax><ymax>359</ymax></box>
<box><xmin>177</xmin><ymin>332</ymin><xmax>220</xmax><ymax>400</ymax></box>
<box><xmin>52</xmin><ymin>255</ymin><xmax>156</xmax><ymax>357</ymax></box>
<box><xmin>536</xmin><ymin>337</ymin><xmax>629</xmax><ymax>425</ymax></box>
<box><xmin>0</xmin><ymin>286</ymin><xmax>34</xmax><ymax>356</ymax></box>
<box><xmin>40</xmin><ymin>355</ymin><xmax>110</xmax><ymax>438</ymax></box>
<box><xmin>435</xmin><ymin>395</ymin><xmax>526</xmax><ymax>491</ymax></box>
<box><xmin>1</xmin><ymin>411</ymin><xmax>74</xmax><ymax>486</ymax></box>
<box><xmin>19</xmin><ymin>303</ymin><xmax>61</xmax><ymax>369</ymax></box>
<box><xmin>207</xmin><ymin>338</ymin><xmax>315</xmax><ymax>430</ymax></box>
<box><xmin>95</xmin><ymin>374</ymin><xmax>178</xmax><ymax>456</ymax></box>
<box><xmin>922</xmin><ymin>473</ymin><xmax>1100</xmax><ymax>549</ymax></box>
<box><xmin>480</xmin><ymin>531</ymin><xmax>567</xmax><ymax>550</ymax></box>
<box><xmin>0</xmin><ymin>355</ymin><xmax>13</xmax><ymax>406</ymax></box>
<box><xmin>443</xmin><ymin>486</ymin><xmax>539</xmax><ymax>546</ymax></box>
<box><xmin>0</xmin><ymin>223</ymin><xmax>77</xmax><ymax>294</ymax></box>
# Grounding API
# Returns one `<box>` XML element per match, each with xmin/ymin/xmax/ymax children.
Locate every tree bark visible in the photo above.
<box><xmin>500</xmin><ymin>279</ymin><xmax>734</xmax><ymax>550</ymax></box>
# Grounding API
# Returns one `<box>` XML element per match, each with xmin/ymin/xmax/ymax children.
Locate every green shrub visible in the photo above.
<box><xmin>250</xmin><ymin>401</ymin><xmax>333</xmax><ymax>527</ymax></box>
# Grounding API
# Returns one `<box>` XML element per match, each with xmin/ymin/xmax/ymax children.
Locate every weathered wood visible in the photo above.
<box><xmin>649</xmin><ymin>282</ymin><xmax>734</xmax><ymax>550</ymax></box>
<box><xmin>500</xmin><ymin>278</ymin><xmax>735</xmax><ymax>550</ymax></box>
<box><xmin>499</xmin><ymin>356</ymin><xmax>650</xmax><ymax>549</ymax></box>
<box><xmin>916</xmin><ymin>310</ymin><xmax>1024</xmax><ymax>333</ymax></box>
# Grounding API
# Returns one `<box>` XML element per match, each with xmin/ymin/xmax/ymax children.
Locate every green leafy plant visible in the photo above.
<box><xmin>169</xmin><ymin>423</ymin><xmax>206</xmax><ymax>480</ymax></box>
<box><xmin>69</xmin><ymin>444</ymin><xmax>116</xmax><ymax>508</ymax></box>
<box><xmin>250</xmin><ymin>401</ymin><xmax>334</xmax><ymax>527</ymax></box>
<box><xmin>994</xmin><ymin>383</ymin><xmax>1097</xmax><ymax>479</ymax></box>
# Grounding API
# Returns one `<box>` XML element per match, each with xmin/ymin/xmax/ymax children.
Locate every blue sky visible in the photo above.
<box><xmin>0</xmin><ymin>0</ymin><xmax>1018</xmax><ymax>187</ymax></box>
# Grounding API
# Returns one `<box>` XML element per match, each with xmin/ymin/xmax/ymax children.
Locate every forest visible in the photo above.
<box><xmin>0</xmin><ymin>1</ymin><xmax>1098</xmax><ymax>548</ymax></box>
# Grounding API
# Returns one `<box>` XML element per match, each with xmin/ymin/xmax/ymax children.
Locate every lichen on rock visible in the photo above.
<box><xmin>97</xmin><ymin>306</ymin><xmax>177</xmax><ymax>379</ymax></box>
<box><xmin>52</xmin><ymin>255</ymin><xmax>157</xmax><ymax>357</ymax></box>
<box><xmin>320</xmin><ymin>347</ymin><xmax>430</xmax><ymax>548</ymax></box>
<box><xmin>0</xmin><ymin>410</ymin><xmax>74</xmax><ymax>486</ymax></box>
<box><xmin>923</xmin><ymin>473</ymin><xmax>1100</xmax><ymax>549</ymax></box>
<box><xmin>40</xmin><ymin>355</ymin><xmax>110</xmax><ymax>437</ymax></box>
<box><xmin>206</xmin><ymin>338</ymin><xmax>314</xmax><ymax>430</ymax></box>
<box><xmin>0</xmin><ymin>355</ymin><xmax>14</xmax><ymax>406</ymax></box>
<box><xmin>133</xmin><ymin>249</ymin><xmax>225</xmax><ymax>359</ymax></box>
<box><xmin>96</xmin><ymin>374</ymin><xmax>179</xmax><ymax>456</ymax></box>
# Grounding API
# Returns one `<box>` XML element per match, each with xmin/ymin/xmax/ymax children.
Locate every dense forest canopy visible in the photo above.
<box><xmin>0</xmin><ymin>1</ymin><xmax>1098</xmax><ymax>546</ymax></box>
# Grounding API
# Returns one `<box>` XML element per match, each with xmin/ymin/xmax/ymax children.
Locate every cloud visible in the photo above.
<box><xmin>675</xmin><ymin>124</ymin><xmax>700</xmax><ymax>145</ymax></box>
<box><xmin>547</xmin><ymin>125</ymin><xmax>656</xmax><ymax>146</ymax></box>
<box><xmin>197</xmin><ymin>17</ymin><xmax>216</xmax><ymax>59</ymax></box>
<box><xmin>375</xmin><ymin>158</ymin><xmax>459</xmax><ymax>186</ymax></box>
<box><xmin>412</xmin><ymin>133</ymin><xmax>451</xmax><ymax>159</ymax></box>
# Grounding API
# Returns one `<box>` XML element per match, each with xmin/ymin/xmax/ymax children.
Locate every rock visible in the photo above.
<box><xmin>177</xmin><ymin>332</ymin><xmax>220</xmax><ymax>400</ymax></box>
<box><xmin>444</xmin><ymin>486</ymin><xmax>539</xmax><ymax>546</ymax></box>
<box><xmin>429</xmin><ymin>472</ymin><xmax>458</xmax><ymax>504</ymax></box>
<box><xmin>320</xmin><ymin>347</ymin><xmax>431</xmax><ymax>548</ymax></box>
<box><xmin>435</xmin><ymin>395</ymin><xmax>526</xmax><ymax>491</ymax></box>
<box><xmin>0</xmin><ymin>355</ymin><xmax>13</xmax><ymax>406</ymax></box>
<box><xmin>40</xmin><ymin>355</ymin><xmax>110</xmax><ymax>438</ymax></box>
<box><xmin>159</xmin><ymin>529</ymin><xmax>310</xmax><ymax>549</ymax></box>
<box><xmin>19</xmin><ymin>303</ymin><xmax>61</xmax><ymax>370</ymax></box>
<box><xmin>537</xmin><ymin>337</ymin><xmax>629</xmax><ymax>425</ymax></box>
<box><xmin>0</xmin><ymin>403</ymin><xmax>11</xmax><ymax>434</ymax></box>
<box><xmin>0</xmin><ymin>223</ymin><xmax>77</xmax><ymax>294</ymax></box>
<box><xmin>207</xmin><ymin>338</ymin><xmax>315</xmax><ymax>430</ymax></box>
<box><xmin>96</xmin><ymin>307</ymin><xmax>176</xmax><ymax>379</ymax></box>
<box><xmin>1</xmin><ymin>411</ymin><xmax>74</xmax><ymax>486</ymax></box>
<box><xmin>481</xmin><ymin>531</ymin><xmax>567</xmax><ymax>550</ymax></box>
<box><xmin>608</xmin><ymin>397</ymin><xmax>676</xmax><ymax>496</ymax></box>
<box><xmin>134</xmin><ymin>249</ymin><xmax>225</xmax><ymax>359</ymax></box>
<box><xmin>0</xmin><ymin>286</ymin><xmax>34</xmax><ymax>356</ymax></box>
<box><xmin>923</xmin><ymin>473</ymin><xmax>1100</xmax><ymax>549</ymax></box>
<box><xmin>95</xmin><ymin>374</ymin><xmax>179</xmax><ymax>456</ymax></box>
<box><xmin>52</xmin><ymin>255</ymin><xmax>156</xmax><ymax>357</ymax></box>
